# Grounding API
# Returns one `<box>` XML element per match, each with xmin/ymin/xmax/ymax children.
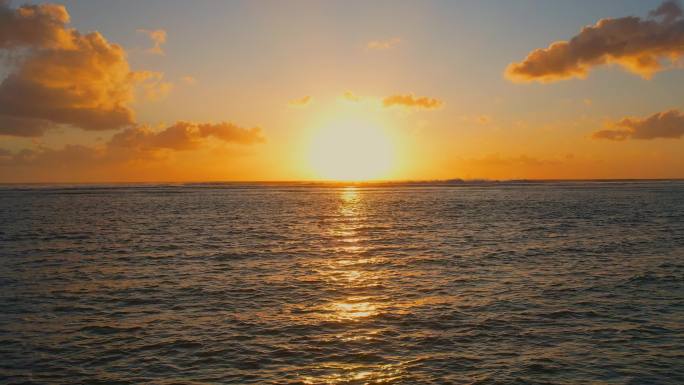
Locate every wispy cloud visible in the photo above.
<box><xmin>180</xmin><ymin>75</ymin><xmax>197</xmax><ymax>85</ymax></box>
<box><xmin>366</xmin><ymin>37</ymin><xmax>401</xmax><ymax>50</ymax></box>
<box><xmin>461</xmin><ymin>115</ymin><xmax>492</xmax><ymax>125</ymax></box>
<box><xmin>288</xmin><ymin>95</ymin><xmax>312</xmax><ymax>107</ymax></box>
<box><xmin>506</xmin><ymin>0</ymin><xmax>684</xmax><ymax>82</ymax></box>
<box><xmin>137</xmin><ymin>28</ymin><xmax>167</xmax><ymax>55</ymax></box>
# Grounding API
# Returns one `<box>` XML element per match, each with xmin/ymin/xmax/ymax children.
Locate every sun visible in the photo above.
<box><xmin>307</xmin><ymin>119</ymin><xmax>396</xmax><ymax>181</ymax></box>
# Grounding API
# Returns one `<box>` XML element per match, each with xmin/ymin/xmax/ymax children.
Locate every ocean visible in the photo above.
<box><xmin>1</xmin><ymin>181</ymin><xmax>683</xmax><ymax>384</ymax></box>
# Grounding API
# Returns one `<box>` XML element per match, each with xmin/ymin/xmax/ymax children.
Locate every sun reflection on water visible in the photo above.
<box><xmin>302</xmin><ymin>187</ymin><xmax>406</xmax><ymax>383</ymax></box>
<box><xmin>327</xmin><ymin>187</ymin><xmax>380</xmax><ymax>322</ymax></box>
<box><xmin>301</xmin><ymin>363</ymin><xmax>405</xmax><ymax>385</ymax></box>
<box><xmin>329</xmin><ymin>297</ymin><xmax>378</xmax><ymax>321</ymax></box>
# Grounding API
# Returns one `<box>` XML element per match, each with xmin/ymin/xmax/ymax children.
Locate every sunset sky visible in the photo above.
<box><xmin>1</xmin><ymin>0</ymin><xmax>683</xmax><ymax>182</ymax></box>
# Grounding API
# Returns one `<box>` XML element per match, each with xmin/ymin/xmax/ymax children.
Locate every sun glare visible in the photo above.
<box><xmin>308</xmin><ymin>119</ymin><xmax>395</xmax><ymax>181</ymax></box>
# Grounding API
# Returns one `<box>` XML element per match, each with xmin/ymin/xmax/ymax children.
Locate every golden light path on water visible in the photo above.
<box><xmin>326</xmin><ymin>187</ymin><xmax>378</xmax><ymax>322</ymax></box>
<box><xmin>301</xmin><ymin>186</ymin><xmax>405</xmax><ymax>384</ymax></box>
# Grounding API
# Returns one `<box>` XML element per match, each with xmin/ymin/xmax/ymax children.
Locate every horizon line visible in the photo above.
<box><xmin>1</xmin><ymin>178</ymin><xmax>683</xmax><ymax>187</ymax></box>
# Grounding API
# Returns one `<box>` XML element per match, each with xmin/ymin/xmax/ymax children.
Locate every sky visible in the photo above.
<box><xmin>1</xmin><ymin>0</ymin><xmax>683</xmax><ymax>182</ymax></box>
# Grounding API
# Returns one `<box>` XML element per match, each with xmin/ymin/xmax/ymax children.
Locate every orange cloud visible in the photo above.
<box><xmin>134</xmin><ymin>71</ymin><xmax>173</xmax><ymax>101</ymax></box>
<box><xmin>197</xmin><ymin>122</ymin><xmax>265</xmax><ymax>144</ymax></box>
<box><xmin>0</xmin><ymin>2</ymin><xmax>72</xmax><ymax>49</ymax></box>
<box><xmin>383</xmin><ymin>94</ymin><xmax>443</xmax><ymax>110</ymax></box>
<box><xmin>506</xmin><ymin>1</ymin><xmax>684</xmax><ymax>82</ymax></box>
<box><xmin>0</xmin><ymin>2</ymin><xmax>163</xmax><ymax>136</ymax></box>
<box><xmin>367</xmin><ymin>37</ymin><xmax>401</xmax><ymax>50</ymax></box>
<box><xmin>110</xmin><ymin>121</ymin><xmax>265</xmax><ymax>151</ymax></box>
<box><xmin>288</xmin><ymin>95</ymin><xmax>311</xmax><ymax>107</ymax></box>
<box><xmin>137</xmin><ymin>28</ymin><xmax>166</xmax><ymax>55</ymax></box>
<box><xmin>1</xmin><ymin>120</ymin><xmax>265</xmax><ymax>179</ymax></box>
<box><xmin>593</xmin><ymin>109</ymin><xmax>684</xmax><ymax>140</ymax></box>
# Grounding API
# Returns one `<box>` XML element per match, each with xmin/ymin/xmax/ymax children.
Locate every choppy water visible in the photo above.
<box><xmin>1</xmin><ymin>182</ymin><xmax>683</xmax><ymax>384</ymax></box>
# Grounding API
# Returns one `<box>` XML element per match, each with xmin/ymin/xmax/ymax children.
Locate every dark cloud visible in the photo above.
<box><xmin>0</xmin><ymin>115</ymin><xmax>55</xmax><ymax>137</ymax></box>
<box><xmin>650</xmin><ymin>0</ymin><xmax>683</xmax><ymax>23</ymax></box>
<box><xmin>506</xmin><ymin>1</ymin><xmax>684</xmax><ymax>82</ymax></box>
<box><xmin>593</xmin><ymin>109</ymin><xmax>684</xmax><ymax>140</ymax></box>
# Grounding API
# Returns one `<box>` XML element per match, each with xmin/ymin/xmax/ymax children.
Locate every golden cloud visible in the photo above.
<box><xmin>342</xmin><ymin>91</ymin><xmax>360</xmax><ymax>101</ymax></box>
<box><xmin>383</xmin><ymin>94</ymin><xmax>443</xmax><ymax>110</ymax></box>
<box><xmin>0</xmin><ymin>2</ymin><xmax>170</xmax><ymax>136</ymax></box>
<box><xmin>593</xmin><ymin>109</ymin><xmax>684</xmax><ymax>140</ymax></box>
<box><xmin>0</xmin><ymin>2</ymin><xmax>72</xmax><ymax>49</ymax></box>
<box><xmin>506</xmin><ymin>1</ymin><xmax>684</xmax><ymax>82</ymax></box>
<box><xmin>288</xmin><ymin>95</ymin><xmax>312</xmax><ymax>107</ymax></box>
<box><xmin>137</xmin><ymin>28</ymin><xmax>166</xmax><ymax>55</ymax></box>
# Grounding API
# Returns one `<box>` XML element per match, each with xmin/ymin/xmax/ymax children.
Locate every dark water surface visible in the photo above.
<box><xmin>1</xmin><ymin>182</ymin><xmax>683</xmax><ymax>384</ymax></box>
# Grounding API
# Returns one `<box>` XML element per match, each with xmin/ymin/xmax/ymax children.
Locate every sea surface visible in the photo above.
<box><xmin>1</xmin><ymin>181</ymin><xmax>683</xmax><ymax>384</ymax></box>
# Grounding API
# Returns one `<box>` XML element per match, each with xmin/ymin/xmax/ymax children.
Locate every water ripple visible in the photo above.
<box><xmin>1</xmin><ymin>182</ymin><xmax>683</xmax><ymax>384</ymax></box>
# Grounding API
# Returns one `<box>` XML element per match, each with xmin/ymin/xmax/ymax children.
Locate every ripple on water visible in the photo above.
<box><xmin>0</xmin><ymin>182</ymin><xmax>683</xmax><ymax>384</ymax></box>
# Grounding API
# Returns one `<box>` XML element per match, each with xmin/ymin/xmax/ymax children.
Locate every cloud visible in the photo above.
<box><xmin>134</xmin><ymin>71</ymin><xmax>173</xmax><ymax>101</ymax></box>
<box><xmin>0</xmin><ymin>2</ymin><xmax>72</xmax><ymax>49</ymax></box>
<box><xmin>383</xmin><ymin>94</ymin><xmax>443</xmax><ymax>110</ymax></box>
<box><xmin>110</xmin><ymin>121</ymin><xmax>265</xmax><ymax>151</ymax></box>
<box><xmin>197</xmin><ymin>122</ymin><xmax>265</xmax><ymax>144</ymax></box>
<box><xmin>593</xmin><ymin>109</ymin><xmax>684</xmax><ymax>140</ymax></box>
<box><xmin>0</xmin><ymin>115</ymin><xmax>55</xmax><ymax>137</ymax></box>
<box><xmin>0</xmin><ymin>2</ymin><xmax>167</xmax><ymax>136</ymax></box>
<box><xmin>476</xmin><ymin>115</ymin><xmax>492</xmax><ymax>125</ymax></box>
<box><xmin>137</xmin><ymin>28</ymin><xmax>166</xmax><ymax>55</ymax></box>
<box><xmin>0</xmin><ymin>120</ymin><xmax>265</xmax><ymax>180</ymax></box>
<box><xmin>506</xmin><ymin>0</ymin><xmax>684</xmax><ymax>82</ymax></box>
<box><xmin>110</xmin><ymin>124</ymin><xmax>202</xmax><ymax>151</ymax></box>
<box><xmin>342</xmin><ymin>91</ymin><xmax>360</xmax><ymax>101</ymax></box>
<box><xmin>366</xmin><ymin>37</ymin><xmax>401</xmax><ymax>50</ymax></box>
<box><xmin>650</xmin><ymin>0</ymin><xmax>683</xmax><ymax>23</ymax></box>
<box><xmin>288</xmin><ymin>95</ymin><xmax>311</xmax><ymax>107</ymax></box>
<box><xmin>180</xmin><ymin>75</ymin><xmax>197</xmax><ymax>85</ymax></box>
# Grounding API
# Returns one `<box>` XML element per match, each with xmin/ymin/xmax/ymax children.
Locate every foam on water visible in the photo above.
<box><xmin>1</xmin><ymin>182</ymin><xmax>683</xmax><ymax>384</ymax></box>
